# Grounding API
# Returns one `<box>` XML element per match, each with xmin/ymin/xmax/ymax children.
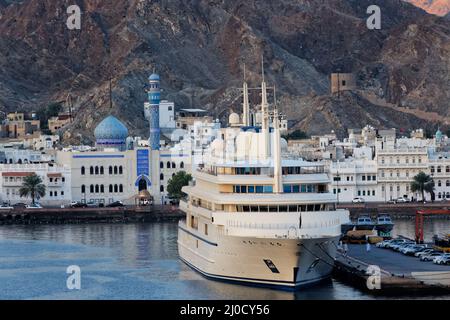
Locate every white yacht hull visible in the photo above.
<box><xmin>178</xmin><ymin>223</ymin><xmax>340</xmax><ymax>289</ymax></box>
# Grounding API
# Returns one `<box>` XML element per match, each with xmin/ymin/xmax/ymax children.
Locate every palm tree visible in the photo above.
<box><xmin>19</xmin><ymin>173</ymin><xmax>46</xmax><ymax>205</ymax></box>
<box><xmin>411</xmin><ymin>171</ymin><xmax>435</xmax><ymax>203</ymax></box>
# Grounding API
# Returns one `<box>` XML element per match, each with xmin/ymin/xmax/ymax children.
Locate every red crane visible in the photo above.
<box><xmin>415</xmin><ymin>209</ymin><xmax>450</xmax><ymax>243</ymax></box>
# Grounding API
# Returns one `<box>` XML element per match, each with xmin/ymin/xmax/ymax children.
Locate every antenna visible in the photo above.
<box><xmin>243</xmin><ymin>63</ymin><xmax>246</xmax><ymax>82</ymax></box>
<box><xmin>109</xmin><ymin>78</ymin><xmax>112</xmax><ymax>109</ymax></box>
<box><xmin>261</xmin><ymin>55</ymin><xmax>265</xmax><ymax>83</ymax></box>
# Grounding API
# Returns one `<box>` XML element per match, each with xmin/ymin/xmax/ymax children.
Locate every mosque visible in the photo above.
<box><xmin>56</xmin><ymin>73</ymin><xmax>192</xmax><ymax>206</ymax></box>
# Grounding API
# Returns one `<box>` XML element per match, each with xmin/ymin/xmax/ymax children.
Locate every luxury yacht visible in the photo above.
<box><xmin>177</xmin><ymin>74</ymin><xmax>350</xmax><ymax>289</ymax></box>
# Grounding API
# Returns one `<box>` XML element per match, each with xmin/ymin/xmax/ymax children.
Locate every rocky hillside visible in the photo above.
<box><xmin>0</xmin><ymin>0</ymin><xmax>449</xmax><ymax>142</ymax></box>
<box><xmin>405</xmin><ymin>0</ymin><xmax>450</xmax><ymax>16</ymax></box>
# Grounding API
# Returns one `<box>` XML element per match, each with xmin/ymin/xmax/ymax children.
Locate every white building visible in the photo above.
<box><xmin>0</xmin><ymin>163</ymin><xmax>71</xmax><ymax>206</ymax></box>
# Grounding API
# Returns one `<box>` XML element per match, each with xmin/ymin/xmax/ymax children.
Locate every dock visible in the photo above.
<box><xmin>0</xmin><ymin>205</ymin><xmax>184</xmax><ymax>225</ymax></box>
<box><xmin>333</xmin><ymin>244</ymin><xmax>450</xmax><ymax>295</ymax></box>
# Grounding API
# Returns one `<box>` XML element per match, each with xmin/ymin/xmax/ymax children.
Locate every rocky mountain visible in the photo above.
<box><xmin>404</xmin><ymin>0</ymin><xmax>450</xmax><ymax>16</ymax></box>
<box><xmin>0</xmin><ymin>0</ymin><xmax>449</xmax><ymax>142</ymax></box>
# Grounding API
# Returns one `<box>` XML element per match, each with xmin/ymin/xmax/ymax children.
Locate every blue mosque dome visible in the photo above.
<box><xmin>94</xmin><ymin>116</ymin><xmax>128</xmax><ymax>151</ymax></box>
<box><xmin>149</xmin><ymin>73</ymin><xmax>160</xmax><ymax>81</ymax></box>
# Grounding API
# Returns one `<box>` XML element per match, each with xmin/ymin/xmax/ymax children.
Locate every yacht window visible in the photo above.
<box><xmin>250</xmin><ymin>206</ymin><xmax>258</xmax><ymax>212</ymax></box>
<box><xmin>307</xmin><ymin>205</ymin><xmax>314</xmax><ymax>211</ymax></box>
<box><xmin>314</xmin><ymin>204</ymin><xmax>321</xmax><ymax>211</ymax></box>
<box><xmin>256</xmin><ymin>186</ymin><xmax>264</xmax><ymax>193</ymax></box>
<box><xmin>279</xmin><ymin>206</ymin><xmax>288</xmax><ymax>212</ymax></box>
<box><xmin>288</xmin><ymin>205</ymin><xmax>297</xmax><ymax>212</ymax></box>
<box><xmin>269</xmin><ymin>206</ymin><xmax>278</xmax><ymax>212</ymax></box>
<box><xmin>248</xmin><ymin>186</ymin><xmax>255</xmax><ymax>193</ymax></box>
<box><xmin>263</xmin><ymin>186</ymin><xmax>273</xmax><ymax>193</ymax></box>
<box><xmin>241</xmin><ymin>186</ymin><xmax>247</xmax><ymax>193</ymax></box>
<box><xmin>293</xmin><ymin>185</ymin><xmax>300</xmax><ymax>193</ymax></box>
<box><xmin>300</xmin><ymin>205</ymin><xmax>307</xmax><ymax>212</ymax></box>
<box><xmin>243</xmin><ymin>206</ymin><xmax>250</xmax><ymax>212</ymax></box>
<box><xmin>259</xmin><ymin>205</ymin><xmax>268</xmax><ymax>212</ymax></box>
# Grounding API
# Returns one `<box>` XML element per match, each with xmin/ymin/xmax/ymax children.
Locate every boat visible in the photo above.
<box><xmin>177</xmin><ymin>75</ymin><xmax>350</xmax><ymax>290</ymax></box>
<box><xmin>341</xmin><ymin>214</ymin><xmax>394</xmax><ymax>237</ymax></box>
<box><xmin>375</xmin><ymin>214</ymin><xmax>394</xmax><ymax>236</ymax></box>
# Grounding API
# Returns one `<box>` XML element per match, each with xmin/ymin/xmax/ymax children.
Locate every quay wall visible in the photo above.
<box><xmin>338</xmin><ymin>202</ymin><xmax>450</xmax><ymax>218</ymax></box>
<box><xmin>0</xmin><ymin>205</ymin><xmax>184</xmax><ymax>225</ymax></box>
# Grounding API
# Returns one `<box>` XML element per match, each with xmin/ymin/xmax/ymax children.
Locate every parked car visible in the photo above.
<box><xmin>106</xmin><ymin>201</ymin><xmax>124</xmax><ymax>208</ymax></box>
<box><xmin>352</xmin><ymin>197</ymin><xmax>365</xmax><ymax>204</ymax></box>
<box><xmin>13</xmin><ymin>203</ymin><xmax>27</xmax><ymax>209</ymax></box>
<box><xmin>387</xmin><ymin>199</ymin><xmax>397</xmax><ymax>204</ymax></box>
<box><xmin>433</xmin><ymin>253</ymin><xmax>450</xmax><ymax>265</ymax></box>
<box><xmin>376</xmin><ymin>240</ymin><xmax>393</xmax><ymax>248</ymax></box>
<box><xmin>86</xmin><ymin>201</ymin><xmax>99</xmax><ymax>208</ymax></box>
<box><xmin>437</xmin><ymin>256</ymin><xmax>450</xmax><ymax>265</ymax></box>
<box><xmin>393</xmin><ymin>242</ymin><xmax>415</xmax><ymax>252</ymax></box>
<box><xmin>70</xmin><ymin>201</ymin><xmax>88</xmax><ymax>208</ymax></box>
<box><xmin>420</xmin><ymin>252</ymin><xmax>444</xmax><ymax>262</ymax></box>
<box><xmin>26</xmin><ymin>203</ymin><xmax>43</xmax><ymax>209</ymax></box>
<box><xmin>0</xmin><ymin>203</ymin><xmax>13</xmax><ymax>210</ymax></box>
<box><xmin>415</xmin><ymin>249</ymin><xmax>436</xmax><ymax>257</ymax></box>
<box><xmin>396</xmin><ymin>197</ymin><xmax>410</xmax><ymax>203</ymax></box>
<box><xmin>401</xmin><ymin>245</ymin><xmax>427</xmax><ymax>255</ymax></box>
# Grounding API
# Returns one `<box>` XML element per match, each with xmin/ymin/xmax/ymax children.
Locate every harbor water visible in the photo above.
<box><xmin>0</xmin><ymin>218</ymin><xmax>449</xmax><ymax>300</ymax></box>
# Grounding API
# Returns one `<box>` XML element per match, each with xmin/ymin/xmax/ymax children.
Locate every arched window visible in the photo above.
<box><xmin>119</xmin><ymin>166</ymin><xmax>123</xmax><ymax>175</ymax></box>
<box><xmin>167</xmin><ymin>161</ymin><xmax>171</xmax><ymax>169</ymax></box>
<box><xmin>119</xmin><ymin>185</ymin><xmax>123</xmax><ymax>193</ymax></box>
<box><xmin>100</xmin><ymin>166</ymin><xmax>104</xmax><ymax>175</ymax></box>
<box><xmin>81</xmin><ymin>166</ymin><xmax>85</xmax><ymax>175</ymax></box>
<box><xmin>114</xmin><ymin>166</ymin><xmax>118</xmax><ymax>175</ymax></box>
<box><xmin>100</xmin><ymin>185</ymin><xmax>104</xmax><ymax>193</ymax></box>
<box><xmin>160</xmin><ymin>162</ymin><xmax>164</xmax><ymax>169</ymax></box>
<box><xmin>438</xmin><ymin>180</ymin><xmax>442</xmax><ymax>187</ymax></box>
<box><xmin>90</xmin><ymin>185</ymin><xmax>94</xmax><ymax>193</ymax></box>
<box><xmin>81</xmin><ymin>185</ymin><xmax>86</xmax><ymax>193</ymax></box>
<box><xmin>160</xmin><ymin>173</ymin><xmax>164</xmax><ymax>180</ymax></box>
<box><xmin>446</xmin><ymin>166</ymin><xmax>450</xmax><ymax>173</ymax></box>
<box><xmin>109</xmin><ymin>166</ymin><xmax>113</xmax><ymax>175</ymax></box>
<box><xmin>90</xmin><ymin>166</ymin><xmax>94</xmax><ymax>175</ymax></box>
<box><xmin>114</xmin><ymin>184</ymin><xmax>118</xmax><ymax>193</ymax></box>
<box><xmin>160</xmin><ymin>185</ymin><xmax>164</xmax><ymax>192</ymax></box>
<box><xmin>95</xmin><ymin>166</ymin><xmax>99</xmax><ymax>175</ymax></box>
<box><xmin>172</xmin><ymin>162</ymin><xmax>176</xmax><ymax>169</ymax></box>
<box><xmin>180</xmin><ymin>162</ymin><xmax>184</xmax><ymax>169</ymax></box>
<box><xmin>95</xmin><ymin>185</ymin><xmax>99</xmax><ymax>193</ymax></box>
<box><xmin>109</xmin><ymin>185</ymin><xmax>113</xmax><ymax>193</ymax></box>
<box><xmin>447</xmin><ymin>180</ymin><xmax>450</xmax><ymax>187</ymax></box>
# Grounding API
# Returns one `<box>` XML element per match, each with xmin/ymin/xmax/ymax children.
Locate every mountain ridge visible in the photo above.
<box><xmin>0</xmin><ymin>0</ymin><xmax>448</xmax><ymax>142</ymax></box>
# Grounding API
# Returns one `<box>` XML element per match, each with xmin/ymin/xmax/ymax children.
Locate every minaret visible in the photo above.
<box><xmin>272</xmin><ymin>108</ymin><xmax>283</xmax><ymax>193</ymax></box>
<box><xmin>261</xmin><ymin>57</ymin><xmax>270</xmax><ymax>158</ymax></box>
<box><xmin>148</xmin><ymin>72</ymin><xmax>161</xmax><ymax>150</ymax></box>
<box><xmin>242</xmin><ymin>65</ymin><xmax>250</xmax><ymax>127</ymax></box>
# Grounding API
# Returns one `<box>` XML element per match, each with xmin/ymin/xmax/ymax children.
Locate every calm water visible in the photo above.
<box><xmin>0</xmin><ymin>219</ymin><xmax>449</xmax><ymax>300</ymax></box>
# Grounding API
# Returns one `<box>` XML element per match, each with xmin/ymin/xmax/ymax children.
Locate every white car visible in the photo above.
<box><xmin>420</xmin><ymin>252</ymin><xmax>444</xmax><ymax>261</ymax></box>
<box><xmin>26</xmin><ymin>203</ymin><xmax>43</xmax><ymax>209</ymax></box>
<box><xmin>415</xmin><ymin>249</ymin><xmax>434</xmax><ymax>257</ymax></box>
<box><xmin>0</xmin><ymin>204</ymin><xmax>13</xmax><ymax>210</ymax></box>
<box><xmin>433</xmin><ymin>253</ymin><xmax>450</xmax><ymax>265</ymax></box>
<box><xmin>396</xmin><ymin>197</ymin><xmax>410</xmax><ymax>203</ymax></box>
<box><xmin>376</xmin><ymin>240</ymin><xmax>392</xmax><ymax>248</ymax></box>
<box><xmin>352</xmin><ymin>197</ymin><xmax>365</xmax><ymax>204</ymax></box>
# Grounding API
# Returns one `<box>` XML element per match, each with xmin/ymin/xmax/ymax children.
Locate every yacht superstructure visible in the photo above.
<box><xmin>177</xmin><ymin>70</ymin><xmax>350</xmax><ymax>289</ymax></box>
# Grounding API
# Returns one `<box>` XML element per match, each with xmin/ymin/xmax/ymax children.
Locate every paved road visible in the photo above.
<box><xmin>346</xmin><ymin>244</ymin><xmax>450</xmax><ymax>276</ymax></box>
